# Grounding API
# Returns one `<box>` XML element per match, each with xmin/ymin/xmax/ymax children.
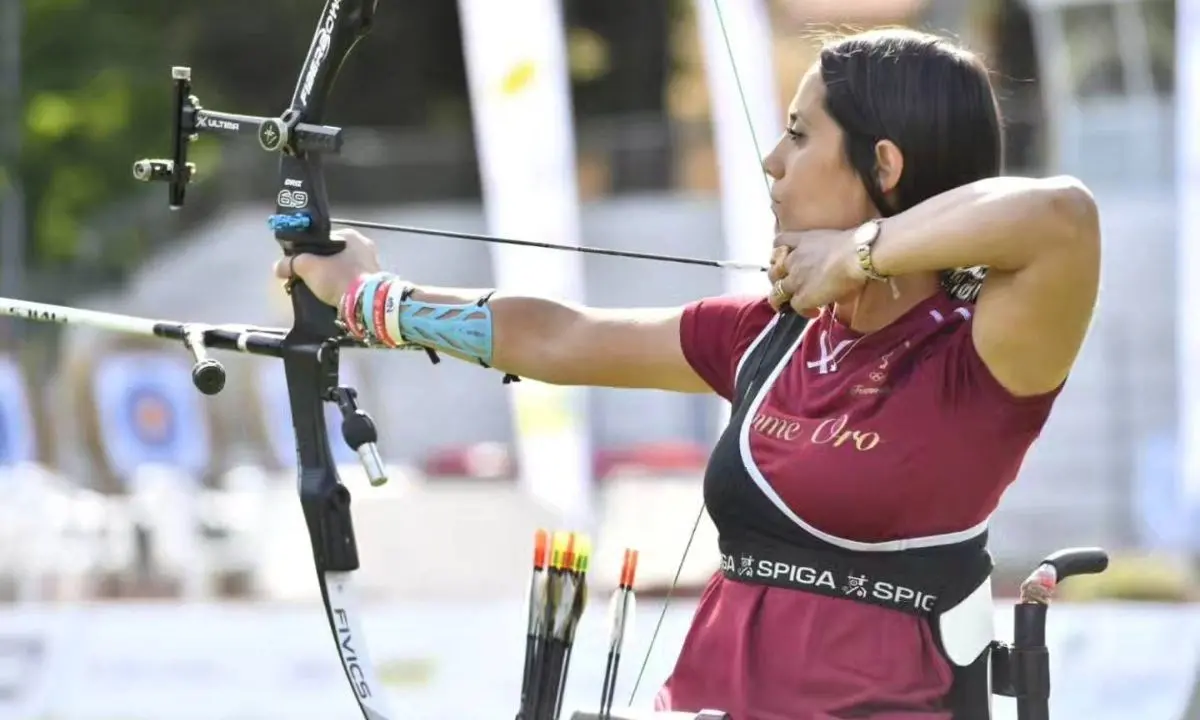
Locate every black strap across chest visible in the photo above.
<box><xmin>705</xmin><ymin>309</ymin><xmax>993</xmax><ymax>617</ymax></box>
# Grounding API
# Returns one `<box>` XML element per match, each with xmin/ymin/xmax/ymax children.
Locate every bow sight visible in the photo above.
<box><xmin>130</xmin><ymin>64</ymin><xmax>324</xmax><ymax>210</ymax></box>
<box><xmin>130</xmin><ymin>66</ymin><xmax>344</xmax><ymax>226</ymax></box>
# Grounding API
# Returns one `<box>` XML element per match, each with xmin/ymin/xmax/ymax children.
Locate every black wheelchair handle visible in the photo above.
<box><xmin>1005</xmin><ymin>546</ymin><xmax>1111</xmax><ymax>720</ymax></box>
<box><xmin>1040</xmin><ymin>547</ymin><xmax>1109</xmax><ymax>580</ymax></box>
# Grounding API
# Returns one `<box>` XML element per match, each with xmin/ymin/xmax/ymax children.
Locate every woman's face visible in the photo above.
<box><xmin>763</xmin><ymin>66</ymin><xmax>879</xmax><ymax>233</ymax></box>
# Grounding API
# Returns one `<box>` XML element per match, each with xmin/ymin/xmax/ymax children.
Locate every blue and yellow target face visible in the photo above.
<box><xmin>258</xmin><ymin>361</ymin><xmax>360</xmax><ymax>468</ymax></box>
<box><xmin>125</xmin><ymin>385</ymin><xmax>178</xmax><ymax>449</ymax></box>
<box><xmin>0</xmin><ymin>405</ymin><xmax>8</xmax><ymax>465</ymax></box>
<box><xmin>92</xmin><ymin>352</ymin><xmax>210</xmax><ymax>481</ymax></box>
<box><xmin>0</xmin><ymin>357</ymin><xmax>34</xmax><ymax>467</ymax></box>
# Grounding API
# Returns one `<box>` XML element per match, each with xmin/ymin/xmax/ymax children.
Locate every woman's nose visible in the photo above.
<box><xmin>762</xmin><ymin>148</ymin><xmax>784</xmax><ymax>182</ymax></box>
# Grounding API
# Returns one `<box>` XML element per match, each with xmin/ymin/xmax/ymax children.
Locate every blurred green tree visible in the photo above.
<box><xmin>20</xmin><ymin>0</ymin><xmax>197</xmax><ymax>267</ymax></box>
<box><xmin>17</xmin><ymin>0</ymin><xmax>471</xmax><ymax>271</ymax></box>
<box><xmin>15</xmin><ymin>0</ymin><xmax>678</xmax><ymax>271</ymax></box>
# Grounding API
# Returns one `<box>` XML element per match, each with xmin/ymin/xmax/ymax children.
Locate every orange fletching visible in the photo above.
<box><xmin>533</xmin><ymin>529</ymin><xmax>549</xmax><ymax>570</ymax></box>
<box><xmin>563</xmin><ymin>532</ymin><xmax>577</xmax><ymax>571</ymax></box>
<box><xmin>620</xmin><ymin>549</ymin><xmax>639</xmax><ymax>588</ymax></box>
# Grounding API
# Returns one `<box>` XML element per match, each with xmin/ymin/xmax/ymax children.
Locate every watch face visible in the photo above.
<box><xmin>855</xmin><ymin>220</ymin><xmax>880</xmax><ymax>245</ymax></box>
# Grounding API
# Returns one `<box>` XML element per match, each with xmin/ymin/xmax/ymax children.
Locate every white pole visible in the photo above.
<box><xmin>457</xmin><ymin>0</ymin><xmax>595</xmax><ymax>529</ymax></box>
<box><xmin>1178</xmin><ymin>0</ymin><xmax>1200</xmax><ymax>513</ymax></box>
<box><xmin>694</xmin><ymin>0</ymin><xmax>780</xmax><ymax>437</ymax></box>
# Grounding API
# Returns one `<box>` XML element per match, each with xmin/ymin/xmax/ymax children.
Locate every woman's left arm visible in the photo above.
<box><xmin>869</xmin><ymin>175</ymin><xmax>1101</xmax><ymax>397</ymax></box>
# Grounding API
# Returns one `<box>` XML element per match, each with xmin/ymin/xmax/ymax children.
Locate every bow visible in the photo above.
<box><xmin>135</xmin><ymin>1</ymin><xmax>394</xmax><ymax>717</ymax></box>
<box><xmin>268</xmin><ymin>2</ymin><xmax>391</xmax><ymax>718</ymax></box>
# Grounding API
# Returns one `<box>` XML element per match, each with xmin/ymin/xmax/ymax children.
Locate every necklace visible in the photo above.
<box><xmin>806</xmin><ymin>328</ymin><xmax>867</xmax><ymax>374</ymax></box>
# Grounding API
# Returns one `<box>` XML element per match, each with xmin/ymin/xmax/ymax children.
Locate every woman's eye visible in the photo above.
<box><xmin>786</xmin><ymin>128</ymin><xmax>806</xmax><ymax>143</ymax></box>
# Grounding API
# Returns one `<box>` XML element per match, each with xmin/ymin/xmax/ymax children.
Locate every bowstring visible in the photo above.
<box><xmin>626</xmin><ymin>0</ymin><xmax>775</xmax><ymax>705</ymax></box>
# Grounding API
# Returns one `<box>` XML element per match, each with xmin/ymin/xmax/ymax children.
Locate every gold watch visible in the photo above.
<box><xmin>853</xmin><ymin>219</ymin><xmax>888</xmax><ymax>281</ymax></box>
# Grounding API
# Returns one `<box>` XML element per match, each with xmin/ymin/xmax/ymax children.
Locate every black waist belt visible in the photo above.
<box><xmin>719</xmin><ymin>535</ymin><xmax>990</xmax><ymax>618</ymax></box>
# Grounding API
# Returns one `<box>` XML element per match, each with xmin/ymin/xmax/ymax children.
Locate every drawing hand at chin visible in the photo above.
<box><xmin>767</xmin><ymin>229</ymin><xmax>867</xmax><ymax>318</ymax></box>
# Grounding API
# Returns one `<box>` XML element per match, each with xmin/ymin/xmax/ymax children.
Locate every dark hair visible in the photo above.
<box><xmin>818</xmin><ymin>28</ymin><xmax>1003</xmax><ymax>301</ymax></box>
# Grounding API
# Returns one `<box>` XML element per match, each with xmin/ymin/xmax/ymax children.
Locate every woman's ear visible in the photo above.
<box><xmin>874</xmin><ymin>139</ymin><xmax>904</xmax><ymax>195</ymax></box>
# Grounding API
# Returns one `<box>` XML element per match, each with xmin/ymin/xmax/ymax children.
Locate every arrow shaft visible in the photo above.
<box><xmin>0</xmin><ymin>296</ymin><xmax>306</xmax><ymax>357</ymax></box>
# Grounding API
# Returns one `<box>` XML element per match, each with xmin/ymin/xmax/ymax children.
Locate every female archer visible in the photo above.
<box><xmin>276</xmin><ymin>27</ymin><xmax>1100</xmax><ymax>720</ymax></box>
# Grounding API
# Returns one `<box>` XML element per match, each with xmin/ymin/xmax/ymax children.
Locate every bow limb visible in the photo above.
<box><xmin>273</xmin><ymin>1</ymin><xmax>391</xmax><ymax>719</ymax></box>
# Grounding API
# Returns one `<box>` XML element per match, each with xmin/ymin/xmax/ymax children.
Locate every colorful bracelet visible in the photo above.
<box><xmin>338</xmin><ymin>273</ymin><xmax>516</xmax><ymax>381</ymax></box>
<box><xmin>357</xmin><ymin>273</ymin><xmax>392</xmax><ymax>345</ymax></box>
<box><xmin>338</xmin><ymin>274</ymin><xmax>372</xmax><ymax>340</ymax></box>
<box><xmin>371</xmin><ymin>275</ymin><xmax>394</xmax><ymax>346</ymax></box>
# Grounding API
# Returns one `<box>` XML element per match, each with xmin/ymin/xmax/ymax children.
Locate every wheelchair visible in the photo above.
<box><xmin>570</xmin><ymin>546</ymin><xmax>1109</xmax><ymax>720</ymax></box>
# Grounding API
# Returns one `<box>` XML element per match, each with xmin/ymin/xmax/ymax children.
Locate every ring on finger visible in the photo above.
<box><xmin>282</xmin><ymin>256</ymin><xmax>298</xmax><ymax>295</ymax></box>
<box><xmin>773</xmin><ymin>279</ymin><xmax>787</xmax><ymax>298</ymax></box>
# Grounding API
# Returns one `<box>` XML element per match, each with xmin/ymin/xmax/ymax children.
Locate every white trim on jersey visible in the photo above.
<box><xmin>733</xmin><ymin>313</ymin><xmax>781</xmax><ymax>389</ymax></box>
<box><xmin>735</xmin><ymin>319</ymin><xmax>991</xmax><ymax>552</ymax></box>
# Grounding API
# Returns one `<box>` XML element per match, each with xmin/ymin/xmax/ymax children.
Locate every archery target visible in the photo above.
<box><xmin>92</xmin><ymin>352</ymin><xmax>211</xmax><ymax>483</ymax></box>
<box><xmin>0</xmin><ymin>356</ymin><xmax>35</xmax><ymax>467</ymax></box>
<box><xmin>256</xmin><ymin>359</ymin><xmax>361</xmax><ymax>469</ymax></box>
<box><xmin>128</xmin><ymin>386</ymin><xmax>175</xmax><ymax>447</ymax></box>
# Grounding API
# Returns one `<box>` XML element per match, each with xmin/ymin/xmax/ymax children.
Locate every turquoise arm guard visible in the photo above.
<box><xmin>384</xmin><ymin>284</ymin><xmax>496</xmax><ymax>364</ymax></box>
<box><xmin>381</xmin><ymin>285</ymin><xmax>518</xmax><ymax>383</ymax></box>
<box><xmin>392</xmin><ymin>292</ymin><xmax>496</xmax><ymax>366</ymax></box>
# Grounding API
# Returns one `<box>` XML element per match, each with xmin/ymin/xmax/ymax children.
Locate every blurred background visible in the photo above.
<box><xmin>1</xmin><ymin>0</ymin><xmax>1199</xmax><ymax>717</ymax></box>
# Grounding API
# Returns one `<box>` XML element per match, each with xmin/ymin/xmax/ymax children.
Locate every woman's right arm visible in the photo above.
<box><xmin>401</xmin><ymin>286</ymin><xmax>710</xmax><ymax>393</ymax></box>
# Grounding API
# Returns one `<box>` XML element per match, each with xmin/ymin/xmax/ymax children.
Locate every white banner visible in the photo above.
<box><xmin>694</xmin><ymin>0</ymin><xmax>780</xmax><ymax>434</ymax></box>
<box><xmin>695</xmin><ymin>0</ymin><xmax>780</xmax><ymax>299</ymax></box>
<box><xmin>0</xmin><ymin>356</ymin><xmax>34</xmax><ymax>467</ymax></box>
<box><xmin>0</xmin><ymin>600</ymin><xmax>1195</xmax><ymax>720</ymax></box>
<box><xmin>1179</xmin><ymin>0</ymin><xmax>1200</xmax><ymax>515</ymax></box>
<box><xmin>457</xmin><ymin>0</ymin><xmax>593</xmax><ymax>525</ymax></box>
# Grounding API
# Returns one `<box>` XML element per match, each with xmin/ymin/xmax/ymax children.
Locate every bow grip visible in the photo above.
<box><xmin>273</xmin><ymin>207</ymin><xmax>345</xmax><ymax>259</ymax></box>
<box><xmin>282</xmin><ymin>236</ymin><xmax>347</xmax><ymax>258</ymax></box>
<box><xmin>272</xmin><ymin>145</ymin><xmax>344</xmax><ymax>258</ymax></box>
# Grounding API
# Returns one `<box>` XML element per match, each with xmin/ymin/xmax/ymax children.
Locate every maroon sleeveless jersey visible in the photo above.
<box><xmin>655</xmin><ymin>292</ymin><xmax>1061</xmax><ymax>719</ymax></box>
